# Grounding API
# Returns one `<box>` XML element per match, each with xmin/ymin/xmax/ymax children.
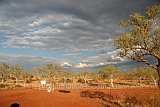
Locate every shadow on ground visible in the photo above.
<box><xmin>80</xmin><ymin>90</ymin><xmax>122</xmax><ymax>107</ymax></box>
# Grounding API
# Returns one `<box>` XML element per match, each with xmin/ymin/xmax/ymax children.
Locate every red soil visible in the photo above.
<box><xmin>0</xmin><ymin>87</ymin><xmax>158</xmax><ymax>107</ymax></box>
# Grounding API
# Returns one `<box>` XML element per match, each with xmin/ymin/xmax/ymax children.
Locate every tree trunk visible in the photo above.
<box><xmin>110</xmin><ymin>75</ymin><xmax>114</xmax><ymax>88</ymax></box>
<box><xmin>154</xmin><ymin>80</ymin><xmax>157</xmax><ymax>87</ymax></box>
<box><xmin>151</xmin><ymin>76</ymin><xmax>157</xmax><ymax>87</ymax></box>
<box><xmin>84</xmin><ymin>78</ymin><xmax>87</xmax><ymax>84</ymax></box>
<box><xmin>157</xmin><ymin>72</ymin><xmax>160</xmax><ymax>88</ymax></box>
<box><xmin>1</xmin><ymin>75</ymin><xmax>4</xmax><ymax>84</ymax></box>
<box><xmin>1</xmin><ymin>79</ymin><xmax>4</xmax><ymax>84</ymax></box>
<box><xmin>63</xmin><ymin>77</ymin><xmax>66</xmax><ymax>84</ymax></box>
<box><xmin>139</xmin><ymin>77</ymin><xmax>142</xmax><ymax>86</ymax></box>
<box><xmin>23</xmin><ymin>78</ymin><xmax>26</xmax><ymax>87</ymax></box>
<box><xmin>157</xmin><ymin>59</ymin><xmax>160</xmax><ymax>88</ymax></box>
<box><xmin>84</xmin><ymin>76</ymin><xmax>87</xmax><ymax>84</ymax></box>
<box><xmin>15</xmin><ymin>77</ymin><xmax>18</xmax><ymax>85</ymax></box>
<box><xmin>111</xmin><ymin>78</ymin><xmax>114</xmax><ymax>88</ymax></box>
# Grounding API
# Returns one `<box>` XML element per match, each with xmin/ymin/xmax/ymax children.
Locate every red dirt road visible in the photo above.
<box><xmin>0</xmin><ymin>87</ymin><xmax>157</xmax><ymax>107</ymax></box>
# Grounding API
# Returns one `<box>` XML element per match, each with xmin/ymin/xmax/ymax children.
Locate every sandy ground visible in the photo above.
<box><xmin>0</xmin><ymin>87</ymin><xmax>157</xmax><ymax>107</ymax></box>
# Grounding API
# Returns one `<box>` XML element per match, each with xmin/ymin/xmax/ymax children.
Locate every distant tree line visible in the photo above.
<box><xmin>0</xmin><ymin>63</ymin><xmax>158</xmax><ymax>88</ymax></box>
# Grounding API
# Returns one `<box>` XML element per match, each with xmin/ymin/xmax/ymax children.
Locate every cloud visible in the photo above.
<box><xmin>61</xmin><ymin>62</ymin><xmax>73</xmax><ymax>68</ymax></box>
<box><xmin>75</xmin><ymin>49</ymin><xmax>127</xmax><ymax>68</ymax></box>
<box><xmin>63</xmin><ymin>53</ymin><xmax>83</xmax><ymax>56</ymax></box>
<box><xmin>74</xmin><ymin>49</ymin><xmax>158</xmax><ymax>71</ymax></box>
<box><xmin>0</xmin><ymin>0</ymin><xmax>159</xmax><ymax>72</ymax></box>
<box><xmin>75</xmin><ymin>62</ymin><xmax>118</xmax><ymax>69</ymax></box>
<box><xmin>0</xmin><ymin>53</ymin><xmax>72</xmax><ymax>71</ymax></box>
<box><xmin>0</xmin><ymin>0</ymin><xmax>158</xmax><ymax>52</ymax></box>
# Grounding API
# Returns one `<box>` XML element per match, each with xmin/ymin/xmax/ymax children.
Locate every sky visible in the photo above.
<box><xmin>0</xmin><ymin>0</ymin><xmax>159</xmax><ymax>72</ymax></box>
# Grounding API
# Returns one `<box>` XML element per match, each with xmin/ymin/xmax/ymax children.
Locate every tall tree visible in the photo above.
<box><xmin>44</xmin><ymin>64</ymin><xmax>55</xmax><ymax>81</ymax></box>
<box><xmin>58</xmin><ymin>70</ymin><xmax>73</xmax><ymax>83</ymax></box>
<box><xmin>136</xmin><ymin>67</ymin><xmax>148</xmax><ymax>86</ymax></box>
<box><xmin>145</xmin><ymin>67</ymin><xmax>159</xmax><ymax>86</ymax></box>
<box><xmin>98</xmin><ymin>65</ymin><xmax>122</xmax><ymax>87</ymax></box>
<box><xmin>0</xmin><ymin>63</ymin><xmax>10</xmax><ymax>83</ymax></box>
<box><xmin>21</xmin><ymin>71</ymin><xmax>33</xmax><ymax>87</ymax></box>
<box><xmin>34</xmin><ymin>66</ymin><xmax>45</xmax><ymax>80</ymax></box>
<box><xmin>114</xmin><ymin>5</ymin><xmax>160</xmax><ymax>87</ymax></box>
<box><xmin>124</xmin><ymin>69</ymin><xmax>137</xmax><ymax>82</ymax></box>
<box><xmin>53</xmin><ymin>64</ymin><xmax>62</xmax><ymax>72</ymax></box>
<box><xmin>10</xmin><ymin>65</ymin><xmax>23</xmax><ymax>85</ymax></box>
<box><xmin>76</xmin><ymin>70</ymin><xmax>93</xmax><ymax>84</ymax></box>
<box><xmin>46</xmin><ymin>64</ymin><xmax>53</xmax><ymax>70</ymax></box>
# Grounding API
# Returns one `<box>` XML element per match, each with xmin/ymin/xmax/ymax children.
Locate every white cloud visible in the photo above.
<box><xmin>63</xmin><ymin>53</ymin><xmax>83</xmax><ymax>56</ymax></box>
<box><xmin>61</xmin><ymin>62</ymin><xmax>73</xmax><ymax>67</ymax></box>
<box><xmin>75</xmin><ymin>62</ymin><xmax>120</xmax><ymax>68</ymax></box>
<box><xmin>75</xmin><ymin>49</ymin><xmax>127</xmax><ymax>68</ymax></box>
<box><xmin>0</xmin><ymin>53</ymin><xmax>70</xmax><ymax>71</ymax></box>
<box><xmin>75</xmin><ymin>63</ymin><xmax>89</xmax><ymax>68</ymax></box>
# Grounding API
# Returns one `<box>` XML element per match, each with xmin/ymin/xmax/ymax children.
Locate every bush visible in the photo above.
<box><xmin>123</xmin><ymin>94</ymin><xmax>142</xmax><ymax>107</ymax></box>
<box><xmin>77</xmin><ymin>78</ymin><xmax>86</xmax><ymax>83</ymax></box>
<box><xmin>149</xmin><ymin>90</ymin><xmax>160</xmax><ymax>107</ymax></box>
<box><xmin>80</xmin><ymin>90</ymin><xmax>122</xmax><ymax>106</ymax></box>
<box><xmin>123</xmin><ymin>90</ymin><xmax>160</xmax><ymax>107</ymax></box>
<box><xmin>0</xmin><ymin>84</ymin><xmax>7</xmax><ymax>88</ymax></box>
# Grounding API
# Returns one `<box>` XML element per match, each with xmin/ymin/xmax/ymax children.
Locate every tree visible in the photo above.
<box><xmin>0</xmin><ymin>63</ymin><xmax>10</xmax><ymax>83</ymax></box>
<box><xmin>34</xmin><ymin>66</ymin><xmax>45</xmax><ymax>80</ymax></box>
<box><xmin>58</xmin><ymin>70</ymin><xmax>73</xmax><ymax>83</ymax></box>
<box><xmin>10</xmin><ymin>65</ymin><xmax>23</xmax><ymax>85</ymax></box>
<box><xmin>144</xmin><ymin>67</ymin><xmax>159</xmax><ymax>86</ymax></box>
<box><xmin>98</xmin><ymin>65</ymin><xmax>122</xmax><ymax>87</ymax></box>
<box><xmin>44</xmin><ymin>64</ymin><xmax>55</xmax><ymax>81</ymax></box>
<box><xmin>53</xmin><ymin>64</ymin><xmax>62</xmax><ymax>72</ymax></box>
<box><xmin>76</xmin><ymin>70</ymin><xmax>94</xmax><ymax>84</ymax></box>
<box><xmin>21</xmin><ymin>71</ymin><xmax>33</xmax><ymax>87</ymax></box>
<box><xmin>124</xmin><ymin>69</ymin><xmax>137</xmax><ymax>82</ymax></box>
<box><xmin>135</xmin><ymin>67</ymin><xmax>148</xmax><ymax>86</ymax></box>
<box><xmin>46</xmin><ymin>64</ymin><xmax>53</xmax><ymax>70</ymax></box>
<box><xmin>114</xmin><ymin>5</ymin><xmax>160</xmax><ymax>87</ymax></box>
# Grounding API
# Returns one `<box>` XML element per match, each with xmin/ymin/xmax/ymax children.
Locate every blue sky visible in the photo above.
<box><xmin>0</xmin><ymin>0</ymin><xmax>159</xmax><ymax>72</ymax></box>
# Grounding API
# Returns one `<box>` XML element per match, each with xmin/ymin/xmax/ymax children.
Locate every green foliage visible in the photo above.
<box><xmin>33</xmin><ymin>64</ymin><xmax>73</xmax><ymax>82</ymax></box>
<box><xmin>53</xmin><ymin>64</ymin><xmax>62</xmax><ymax>72</ymax></box>
<box><xmin>0</xmin><ymin>63</ymin><xmax>10</xmax><ymax>72</ymax></box>
<box><xmin>0</xmin><ymin>63</ymin><xmax>10</xmax><ymax>83</ymax></box>
<box><xmin>144</xmin><ymin>67</ymin><xmax>158</xmax><ymax>79</ymax></box>
<box><xmin>98</xmin><ymin>65</ymin><xmax>122</xmax><ymax>79</ymax></box>
<box><xmin>76</xmin><ymin>70</ymin><xmax>93</xmax><ymax>78</ymax></box>
<box><xmin>44</xmin><ymin>64</ymin><xmax>55</xmax><ymax>80</ymax></box>
<box><xmin>124</xmin><ymin>70</ymin><xmax>137</xmax><ymax>80</ymax></box>
<box><xmin>10</xmin><ymin>65</ymin><xmax>23</xmax><ymax>78</ymax></box>
<box><xmin>21</xmin><ymin>71</ymin><xmax>33</xmax><ymax>79</ymax></box>
<box><xmin>46</xmin><ymin>64</ymin><xmax>53</xmax><ymax>70</ymax></box>
<box><xmin>75</xmin><ymin>70</ymin><xmax>95</xmax><ymax>84</ymax></box>
<box><xmin>57</xmin><ymin>69</ymin><xmax>73</xmax><ymax>78</ymax></box>
<box><xmin>34</xmin><ymin>66</ymin><xmax>45</xmax><ymax>80</ymax></box>
<box><xmin>146</xmin><ymin>5</ymin><xmax>160</xmax><ymax>19</ymax></box>
<box><xmin>114</xmin><ymin>5</ymin><xmax>160</xmax><ymax>70</ymax></box>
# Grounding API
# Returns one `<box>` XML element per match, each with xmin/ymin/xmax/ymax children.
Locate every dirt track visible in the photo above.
<box><xmin>0</xmin><ymin>87</ymin><xmax>157</xmax><ymax>107</ymax></box>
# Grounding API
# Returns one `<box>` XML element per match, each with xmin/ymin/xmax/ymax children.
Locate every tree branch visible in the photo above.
<box><xmin>136</xmin><ymin>59</ymin><xmax>157</xmax><ymax>70</ymax></box>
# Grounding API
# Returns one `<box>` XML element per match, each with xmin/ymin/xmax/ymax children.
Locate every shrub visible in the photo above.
<box><xmin>80</xmin><ymin>90</ymin><xmax>122</xmax><ymax>106</ymax></box>
<box><xmin>123</xmin><ymin>94</ymin><xmax>142</xmax><ymax>107</ymax></box>
<box><xmin>123</xmin><ymin>90</ymin><xmax>160</xmax><ymax>107</ymax></box>
<box><xmin>148</xmin><ymin>90</ymin><xmax>160</xmax><ymax>107</ymax></box>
